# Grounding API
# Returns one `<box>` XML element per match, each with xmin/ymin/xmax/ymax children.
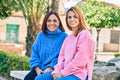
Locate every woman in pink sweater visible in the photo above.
<box><xmin>52</xmin><ymin>7</ymin><xmax>95</xmax><ymax>80</ymax></box>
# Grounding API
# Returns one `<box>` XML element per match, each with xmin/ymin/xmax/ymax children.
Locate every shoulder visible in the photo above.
<box><xmin>37</xmin><ymin>31</ymin><xmax>45</xmax><ymax>36</ymax></box>
<box><xmin>80</xmin><ymin>29</ymin><xmax>90</xmax><ymax>34</ymax></box>
<box><xmin>77</xmin><ymin>29</ymin><xmax>93</xmax><ymax>41</ymax></box>
<box><xmin>62</xmin><ymin>33</ymin><xmax>71</xmax><ymax>43</ymax></box>
<box><xmin>35</xmin><ymin>31</ymin><xmax>45</xmax><ymax>39</ymax></box>
<box><xmin>78</xmin><ymin>29</ymin><xmax>91</xmax><ymax>37</ymax></box>
<box><xmin>60</xmin><ymin>32</ymin><xmax>68</xmax><ymax>37</ymax></box>
<box><xmin>61</xmin><ymin>32</ymin><xmax>67</xmax><ymax>35</ymax></box>
<box><xmin>37</xmin><ymin>31</ymin><xmax>44</xmax><ymax>35</ymax></box>
<box><xmin>78</xmin><ymin>30</ymin><xmax>94</xmax><ymax>44</ymax></box>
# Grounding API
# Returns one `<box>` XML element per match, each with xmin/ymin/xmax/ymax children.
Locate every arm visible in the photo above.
<box><xmin>47</xmin><ymin>57</ymin><xmax>58</xmax><ymax>70</ymax></box>
<box><xmin>30</xmin><ymin>32</ymin><xmax>42</xmax><ymax>70</ymax></box>
<box><xmin>61</xmin><ymin>31</ymin><xmax>95</xmax><ymax>76</ymax></box>
<box><xmin>52</xmin><ymin>38</ymin><xmax>68</xmax><ymax>74</ymax></box>
<box><xmin>47</xmin><ymin>33</ymin><xmax>68</xmax><ymax>70</ymax></box>
<box><xmin>44</xmin><ymin>55</ymin><xmax>58</xmax><ymax>73</ymax></box>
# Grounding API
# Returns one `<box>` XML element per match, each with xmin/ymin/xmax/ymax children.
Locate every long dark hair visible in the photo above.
<box><xmin>41</xmin><ymin>11</ymin><xmax>65</xmax><ymax>34</ymax></box>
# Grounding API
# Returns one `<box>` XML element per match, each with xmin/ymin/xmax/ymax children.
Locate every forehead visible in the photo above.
<box><xmin>48</xmin><ymin>14</ymin><xmax>58</xmax><ymax>19</ymax></box>
<box><xmin>68</xmin><ymin>10</ymin><xmax>78</xmax><ymax>16</ymax></box>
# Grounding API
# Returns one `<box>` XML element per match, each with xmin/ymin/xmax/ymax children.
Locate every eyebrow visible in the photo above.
<box><xmin>67</xmin><ymin>15</ymin><xmax>77</xmax><ymax>18</ymax></box>
<box><xmin>47</xmin><ymin>19</ymin><xmax>58</xmax><ymax>22</ymax></box>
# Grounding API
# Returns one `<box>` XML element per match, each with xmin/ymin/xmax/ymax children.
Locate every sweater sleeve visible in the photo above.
<box><xmin>52</xmin><ymin>38</ymin><xmax>67</xmax><ymax>74</ymax></box>
<box><xmin>47</xmin><ymin>56</ymin><xmax>58</xmax><ymax>70</ymax></box>
<box><xmin>47</xmin><ymin>33</ymin><xmax>68</xmax><ymax>70</ymax></box>
<box><xmin>61</xmin><ymin>31</ymin><xmax>95</xmax><ymax>76</ymax></box>
<box><xmin>30</xmin><ymin>32</ymin><xmax>42</xmax><ymax>70</ymax></box>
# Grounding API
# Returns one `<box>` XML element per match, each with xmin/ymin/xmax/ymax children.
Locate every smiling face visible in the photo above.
<box><xmin>46</xmin><ymin>14</ymin><xmax>60</xmax><ymax>32</ymax></box>
<box><xmin>67</xmin><ymin>11</ymin><xmax>79</xmax><ymax>32</ymax></box>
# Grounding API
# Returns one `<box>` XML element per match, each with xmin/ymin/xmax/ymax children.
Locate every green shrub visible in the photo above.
<box><xmin>0</xmin><ymin>51</ymin><xmax>30</xmax><ymax>77</ymax></box>
<box><xmin>114</xmin><ymin>52</ymin><xmax>120</xmax><ymax>57</ymax></box>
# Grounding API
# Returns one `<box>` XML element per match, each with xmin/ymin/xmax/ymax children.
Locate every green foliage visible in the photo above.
<box><xmin>0</xmin><ymin>0</ymin><xmax>19</xmax><ymax>19</ymax></box>
<box><xmin>114</xmin><ymin>52</ymin><xmax>120</xmax><ymax>57</ymax></box>
<box><xmin>0</xmin><ymin>51</ymin><xmax>30</xmax><ymax>77</ymax></box>
<box><xmin>14</xmin><ymin>0</ymin><xmax>49</xmax><ymax>24</ymax></box>
<box><xmin>77</xmin><ymin>0</ymin><xmax>120</xmax><ymax>28</ymax></box>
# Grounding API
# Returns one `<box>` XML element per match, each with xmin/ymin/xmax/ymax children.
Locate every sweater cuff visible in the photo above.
<box><xmin>52</xmin><ymin>70</ymin><xmax>59</xmax><ymax>75</ymax></box>
<box><xmin>61</xmin><ymin>69</ymin><xmax>69</xmax><ymax>76</ymax></box>
<box><xmin>47</xmin><ymin>66</ymin><xmax>54</xmax><ymax>70</ymax></box>
<box><xmin>31</xmin><ymin>64</ymin><xmax>41</xmax><ymax>70</ymax></box>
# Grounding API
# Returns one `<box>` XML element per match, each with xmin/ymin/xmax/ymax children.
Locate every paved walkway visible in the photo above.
<box><xmin>0</xmin><ymin>77</ymin><xmax>7</xmax><ymax>80</ymax></box>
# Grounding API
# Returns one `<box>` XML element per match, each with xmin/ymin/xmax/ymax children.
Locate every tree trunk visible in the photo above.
<box><xmin>48</xmin><ymin>0</ymin><xmax>59</xmax><ymax>12</ymax></box>
<box><xmin>95</xmin><ymin>28</ymin><xmax>101</xmax><ymax>60</ymax></box>
<box><xmin>25</xmin><ymin>22</ymin><xmax>35</xmax><ymax>57</ymax></box>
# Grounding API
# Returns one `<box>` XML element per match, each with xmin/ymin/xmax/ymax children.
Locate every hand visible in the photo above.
<box><xmin>44</xmin><ymin>67</ymin><xmax>53</xmax><ymax>73</ymax></box>
<box><xmin>52</xmin><ymin>72</ymin><xmax>63</xmax><ymax>79</ymax></box>
<box><xmin>35</xmin><ymin>67</ymin><xmax>43</xmax><ymax>75</ymax></box>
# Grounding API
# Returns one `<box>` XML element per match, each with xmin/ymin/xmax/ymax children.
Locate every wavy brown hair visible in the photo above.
<box><xmin>42</xmin><ymin>11</ymin><xmax>65</xmax><ymax>34</ymax></box>
<box><xmin>66</xmin><ymin>7</ymin><xmax>88</xmax><ymax>36</ymax></box>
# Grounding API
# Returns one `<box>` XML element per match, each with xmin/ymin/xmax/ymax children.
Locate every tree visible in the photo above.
<box><xmin>78</xmin><ymin>0</ymin><xmax>120</xmax><ymax>28</ymax></box>
<box><xmin>0</xmin><ymin>0</ymin><xmax>19</xmax><ymax>19</ymax></box>
<box><xmin>48</xmin><ymin>0</ymin><xmax>59</xmax><ymax>12</ymax></box>
<box><xmin>14</xmin><ymin>0</ymin><xmax>49</xmax><ymax>57</ymax></box>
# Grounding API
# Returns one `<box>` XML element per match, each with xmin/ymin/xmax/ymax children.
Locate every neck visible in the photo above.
<box><xmin>72</xmin><ymin>27</ymin><xmax>78</xmax><ymax>33</ymax></box>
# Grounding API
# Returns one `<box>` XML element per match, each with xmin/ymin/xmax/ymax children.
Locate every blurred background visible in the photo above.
<box><xmin>0</xmin><ymin>0</ymin><xmax>120</xmax><ymax>79</ymax></box>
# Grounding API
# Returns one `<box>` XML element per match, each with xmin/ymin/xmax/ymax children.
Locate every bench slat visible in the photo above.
<box><xmin>10</xmin><ymin>71</ymin><xmax>30</xmax><ymax>80</ymax></box>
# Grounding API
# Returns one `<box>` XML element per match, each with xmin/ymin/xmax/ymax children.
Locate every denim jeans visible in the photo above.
<box><xmin>55</xmin><ymin>75</ymin><xmax>88</xmax><ymax>80</ymax></box>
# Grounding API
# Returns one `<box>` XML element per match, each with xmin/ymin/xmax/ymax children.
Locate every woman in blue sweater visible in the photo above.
<box><xmin>24</xmin><ymin>11</ymin><xmax>67</xmax><ymax>80</ymax></box>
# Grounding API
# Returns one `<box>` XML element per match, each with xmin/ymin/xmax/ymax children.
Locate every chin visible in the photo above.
<box><xmin>50</xmin><ymin>30</ymin><xmax>55</xmax><ymax>32</ymax></box>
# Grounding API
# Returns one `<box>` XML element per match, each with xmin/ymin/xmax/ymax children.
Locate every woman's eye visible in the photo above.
<box><xmin>67</xmin><ymin>16</ymin><xmax>72</xmax><ymax>19</ymax></box>
<box><xmin>47</xmin><ymin>19</ymin><xmax>57</xmax><ymax>22</ymax></box>
<box><xmin>53</xmin><ymin>20</ymin><xmax>57</xmax><ymax>22</ymax></box>
<box><xmin>73</xmin><ymin>16</ymin><xmax>77</xmax><ymax>18</ymax></box>
<box><xmin>47</xmin><ymin>19</ymin><xmax>51</xmax><ymax>22</ymax></box>
<box><xmin>67</xmin><ymin>16</ymin><xmax>77</xmax><ymax>19</ymax></box>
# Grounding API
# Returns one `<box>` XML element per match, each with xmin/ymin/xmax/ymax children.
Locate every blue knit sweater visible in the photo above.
<box><xmin>30</xmin><ymin>27</ymin><xmax>67</xmax><ymax>70</ymax></box>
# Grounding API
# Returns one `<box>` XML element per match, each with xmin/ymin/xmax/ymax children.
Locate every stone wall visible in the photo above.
<box><xmin>93</xmin><ymin>56</ymin><xmax>120</xmax><ymax>80</ymax></box>
<box><xmin>0</xmin><ymin>44</ymin><xmax>25</xmax><ymax>55</ymax></box>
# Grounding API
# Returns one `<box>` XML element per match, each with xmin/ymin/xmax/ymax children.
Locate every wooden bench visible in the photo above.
<box><xmin>10</xmin><ymin>71</ymin><xmax>30</xmax><ymax>80</ymax></box>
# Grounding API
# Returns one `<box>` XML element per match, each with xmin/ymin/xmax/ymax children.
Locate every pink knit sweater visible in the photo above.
<box><xmin>52</xmin><ymin>30</ymin><xmax>95</xmax><ymax>80</ymax></box>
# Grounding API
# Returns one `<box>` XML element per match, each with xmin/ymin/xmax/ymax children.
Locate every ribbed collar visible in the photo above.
<box><xmin>45</xmin><ymin>27</ymin><xmax>62</xmax><ymax>37</ymax></box>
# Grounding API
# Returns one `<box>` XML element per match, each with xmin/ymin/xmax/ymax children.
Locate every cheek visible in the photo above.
<box><xmin>46</xmin><ymin>22</ymin><xmax>49</xmax><ymax>26</ymax></box>
<box><xmin>67</xmin><ymin>20</ymin><xmax>70</xmax><ymax>24</ymax></box>
<box><xmin>56</xmin><ymin>22</ymin><xmax>60</xmax><ymax>26</ymax></box>
<box><xmin>76</xmin><ymin>20</ymin><xmax>79</xmax><ymax>24</ymax></box>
